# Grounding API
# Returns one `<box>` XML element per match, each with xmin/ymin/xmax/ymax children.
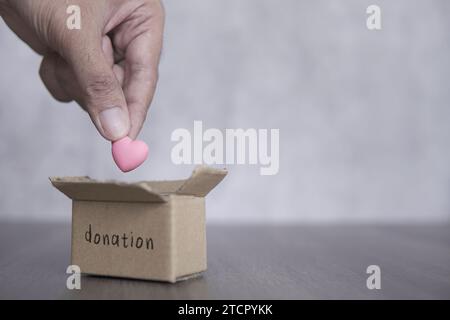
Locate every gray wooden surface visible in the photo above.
<box><xmin>0</xmin><ymin>223</ymin><xmax>449</xmax><ymax>299</ymax></box>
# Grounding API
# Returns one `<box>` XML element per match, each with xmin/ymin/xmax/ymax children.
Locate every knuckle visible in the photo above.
<box><xmin>39</xmin><ymin>58</ymin><xmax>51</xmax><ymax>80</ymax></box>
<box><xmin>137</xmin><ymin>107</ymin><xmax>149</xmax><ymax>122</ymax></box>
<box><xmin>85</xmin><ymin>74</ymin><xmax>118</xmax><ymax>99</ymax></box>
<box><xmin>54</xmin><ymin>94</ymin><xmax>73</xmax><ymax>103</ymax></box>
<box><xmin>135</xmin><ymin>65</ymin><xmax>159</xmax><ymax>92</ymax></box>
<box><xmin>39</xmin><ymin>57</ymin><xmax>73</xmax><ymax>103</ymax></box>
<box><xmin>38</xmin><ymin>65</ymin><xmax>47</xmax><ymax>81</ymax></box>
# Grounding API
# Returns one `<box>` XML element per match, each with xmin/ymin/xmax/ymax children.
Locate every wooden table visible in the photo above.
<box><xmin>0</xmin><ymin>223</ymin><xmax>449</xmax><ymax>299</ymax></box>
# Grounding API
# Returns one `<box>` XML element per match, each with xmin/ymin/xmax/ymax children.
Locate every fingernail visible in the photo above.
<box><xmin>98</xmin><ymin>107</ymin><xmax>128</xmax><ymax>141</ymax></box>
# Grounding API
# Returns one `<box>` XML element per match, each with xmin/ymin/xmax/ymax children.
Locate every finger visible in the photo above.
<box><xmin>122</xmin><ymin>16</ymin><xmax>164</xmax><ymax>139</ymax></box>
<box><xmin>44</xmin><ymin>40</ymin><xmax>125</xmax><ymax>110</ymax></box>
<box><xmin>102</xmin><ymin>35</ymin><xmax>115</xmax><ymax>67</ymax></box>
<box><xmin>62</xmin><ymin>35</ymin><xmax>130</xmax><ymax>141</ymax></box>
<box><xmin>39</xmin><ymin>54</ymin><xmax>72</xmax><ymax>103</ymax></box>
<box><xmin>50</xmin><ymin>55</ymin><xmax>87</xmax><ymax>108</ymax></box>
<box><xmin>103</xmin><ymin>36</ymin><xmax>125</xmax><ymax>86</ymax></box>
<box><xmin>113</xmin><ymin>63</ymin><xmax>125</xmax><ymax>87</ymax></box>
<box><xmin>40</xmin><ymin>54</ymin><xmax>91</xmax><ymax>111</ymax></box>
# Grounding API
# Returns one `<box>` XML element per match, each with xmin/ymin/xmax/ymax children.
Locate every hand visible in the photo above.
<box><xmin>0</xmin><ymin>0</ymin><xmax>164</xmax><ymax>141</ymax></box>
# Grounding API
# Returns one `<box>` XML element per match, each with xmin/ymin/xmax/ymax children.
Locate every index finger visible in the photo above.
<box><xmin>122</xmin><ymin>14</ymin><xmax>164</xmax><ymax>139</ymax></box>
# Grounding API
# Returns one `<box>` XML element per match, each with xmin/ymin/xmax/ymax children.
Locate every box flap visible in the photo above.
<box><xmin>50</xmin><ymin>177</ymin><xmax>168</xmax><ymax>203</ymax></box>
<box><xmin>176</xmin><ymin>166</ymin><xmax>228</xmax><ymax>197</ymax></box>
<box><xmin>50</xmin><ymin>166</ymin><xmax>227</xmax><ymax>202</ymax></box>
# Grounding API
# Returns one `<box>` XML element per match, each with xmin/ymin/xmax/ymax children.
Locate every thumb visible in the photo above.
<box><xmin>63</xmin><ymin>37</ymin><xmax>130</xmax><ymax>141</ymax></box>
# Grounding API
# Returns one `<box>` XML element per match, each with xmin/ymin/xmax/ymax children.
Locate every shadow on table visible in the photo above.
<box><xmin>61</xmin><ymin>274</ymin><xmax>210</xmax><ymax>300</ymax></box>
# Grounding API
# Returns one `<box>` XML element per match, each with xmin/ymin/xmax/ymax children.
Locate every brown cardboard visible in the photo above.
<box><xmin>50</xmin><ymin>166</ymin><xmax>227</xmax><ymax>283</ymax></box>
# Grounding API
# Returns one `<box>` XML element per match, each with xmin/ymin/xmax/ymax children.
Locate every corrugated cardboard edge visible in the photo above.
<box><xmin>176</xmin><ymin>166</ymin><xmax>228</xmax><ymax>197</ymax></box>
<box><xmin>49</xmin><ymin>177</ymin><xmax>168</xmax><ymax>203</ymax></box>
<box><xmin>49</xmin><ymin>166</ymin><xmax>227</xmax><ymax>201</ymax></box>
<box><xmin>76</xmin><ymin>272</ymin><xmax>204</xmax><ymax>283</ymax></box>
<box><xmin>168</xmin><ymin>198</ymin><xmax>177</xmax><ymax>283</ymax></box>
<box><xmin>176</xmin><ymin>271</ymin><xmax>205</xmax><ymax>282</ymax></box>
<box><xmin>171</xmin><ymin>195</ymin><xmax>207</xmax><ymax>282</ymax></box>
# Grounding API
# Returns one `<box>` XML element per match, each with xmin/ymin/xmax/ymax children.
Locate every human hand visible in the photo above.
<box><xmin>0</xmin><ymin>0</ymin><xmax>164</xmax><ymax>141</ymax></box>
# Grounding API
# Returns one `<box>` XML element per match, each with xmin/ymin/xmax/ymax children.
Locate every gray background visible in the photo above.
<box><xmin>0</xmin><ymin>0</ymin><xmax>449</xmax><ymax>224</ymax></box>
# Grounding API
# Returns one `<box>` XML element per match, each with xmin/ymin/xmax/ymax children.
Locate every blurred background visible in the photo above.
<box><xmin>0</xmin><ymin>0</ymin><xmax>449</xmax><ymax>224</ymax></box>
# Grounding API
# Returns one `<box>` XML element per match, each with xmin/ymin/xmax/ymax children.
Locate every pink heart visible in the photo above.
<box><xmin>112</xmin><ymin>137</ymin><xmax>149</xmax><ymax>172</ymax></box>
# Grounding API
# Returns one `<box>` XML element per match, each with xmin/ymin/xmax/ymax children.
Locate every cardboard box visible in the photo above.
<box><xmin>50</xmin><ymin>166</ymin><xmax>227</xmax><ymax>283</ymax></box>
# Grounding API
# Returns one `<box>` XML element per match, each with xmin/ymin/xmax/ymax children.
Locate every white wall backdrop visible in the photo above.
<box><xmin>0</xmin><ymin>0</ymin><xmax>449</xmax><ymax>223</ymax></box>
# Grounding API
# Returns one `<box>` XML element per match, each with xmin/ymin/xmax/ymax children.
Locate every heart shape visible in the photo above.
<box><xmin>112</xmin><ymin>137</ymin><xmax>149</xmax><ymax>172</ymax></box>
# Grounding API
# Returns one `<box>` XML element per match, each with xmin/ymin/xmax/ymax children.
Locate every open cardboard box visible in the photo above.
<box><xmin>50</xmin><ymin>166</ymin><xmax>227</xmax><ymax>283</ymax></box>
